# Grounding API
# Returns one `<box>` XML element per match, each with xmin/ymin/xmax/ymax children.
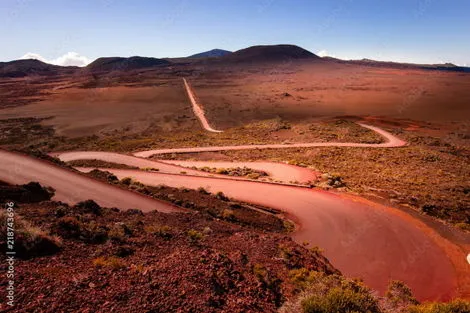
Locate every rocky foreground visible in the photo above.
<box><xmin>1</xmin><ymin>181</ymin><xmax>468</xmax><ymax>312</ymax></box>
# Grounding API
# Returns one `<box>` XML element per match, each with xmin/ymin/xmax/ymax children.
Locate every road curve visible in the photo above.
<box><xmin>1</xmin><ymin>76</ymin><xmax>465</xmax><ymax>301</ymax></box>
<box><xmin>160</xmin><ymin>159</ymin><xmax>319</xmax><ymax>184</ymax></box>
<box><xmin>54</xmin><ymin>151</ymin><xmax>318</xmax><ymax>184</ymax></box>
<box><xmin>0</xmin><ymin>150</ymin><xmax>182</xmax><ymax>213</ymax></box>
<box><xmin>183</xmin><ymin>78</ymin><xmax>223</xmax><ymax>133</ymax></box>
<box><xmin>75</xmin><ymin>166</ymin><xmax>458</xmax><ymax>301</ymax></box>
<box><xmin>133</xmin><ymin>123</ymin><xmax>407</xmax><ymax>158</ymax></box>
<box><xmin>50</xmin><ymin>122</ymin><xmax>465</xmax><ymax>301</ymax></box>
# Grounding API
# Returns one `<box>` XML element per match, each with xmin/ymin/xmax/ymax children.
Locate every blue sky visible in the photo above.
<box><xmin>1</xmin><ymin>0</ymin><xmax>469</xmax><ymax>66</ymax></box>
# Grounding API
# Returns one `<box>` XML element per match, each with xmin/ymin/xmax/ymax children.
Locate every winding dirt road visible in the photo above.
<box><xmin>72</xmin><ymin>166</ymin><xmax>456</xmax><ymax>301</ymax></box>
<box><xmin>133</xmin><ymin>123</ymin><xmax>407</xmax><ymax>158</ymax></box>
<box><xmin>54</xmin><ymin>151</ymin><xmax>319</xmax><ymax>184</ymax></box>
<box><xmin>1</xmin><ymin>81</ymin><xmax>467</xmax><ymax>302</ymax></box>
<box><xmin>48</xmin><ymin>122</ymin><xmax>466</xmax><ymax>301</ymax></box>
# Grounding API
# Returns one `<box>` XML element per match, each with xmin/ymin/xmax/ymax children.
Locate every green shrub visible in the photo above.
<box><xmin>301</xmin><ymin>283</ymin><xmax>381</xmax><ymax>313</ymax></box>
<box><xmin>142</xmin><ymin>167</ymin><xmax>159</xmax><ymax>172</ymax></box>
<box><xmin>455</xmin><ymin>222</ymin><xmax>470</xmax><ymax>232</ymax></box>
<box><xmin>253</xmin><ymin>263</ymin><xmax>269</xmax><ymax>282</ymax></box>
<box><xmin>280</xmin><ymin>272</ymin><xmax>381</xmax><ymax>313</ymax></box>
<box><xmin>121</xmin><ymin>177</ymin><xmax>133</xmax><ymax>185</ymax></box>
<box><xmin>187</xmin><ymin>229</ymin><xmax>203</xmax><ymax>243</ymax></box>
<box><xmin>75</xmin><ymin>199</ymin><xmax>102</xmax><ymax>215</ymax></box>
<box><xmin>93</xmin><ymin>256</ymin><xmax>126</xmax><ymax>269</ymax></box>
<box><xmin>289</xmin><ymin>268</ymin><xmax>316</xmax><ymax>290</ymax></box>
<box><xmin>283</xmin><ymin>220</ymin><xmax>295</xmax><ymax>232</ymax></box>
<box><xmin>0</xmin><ymin>212</ymin><xmax>62</xmax><ymax>259</ymax></box>
<box><xmin>252</xmin><ymin>263</ymin><xmax>282</xmax><ymax>303</ymax></box>
<box><xmin>215</xmin><ymin>191</ymin><xmax>228</xmax><ymax>201</ymax></box>
<box><xmin>197</xmin><ymin>187</ymin><xmax>210</xmax><ymax>194</ymax></box>
<box><xmin>53</xmin><ymin>217</ymin><xmax>108</xmax><ymax>244</ymax></box>
<box><xmin>108</xmin><ymin>223</ymin><xmax>127</xmax><ymax>242</ymax></box>
<box><xmin>221</xmin><ymin>209</ymin><xmax>235</xmax><ymax>220</ymax></box>
<box><xmin>386</xmin><ymin>280</ymin><xmax>418</xmax><ymax>308</ymax></box>
<box><xmin>145</xmin><ymin>225</ymin><xmax>172</xmax><ymax>239</ymax></box>
<box><xmin>246</xmin><ymin>172</ymin><xmax>261</xmax><ymax>180</ymax></box>
<box><xmin>408</xmin><ymin>299</ymin><xmax>470</xmax><ymax>313</ymax></box>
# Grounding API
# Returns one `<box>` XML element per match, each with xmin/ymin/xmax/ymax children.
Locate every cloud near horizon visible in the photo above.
<box><xmin>20</xmin><ymin>52</ymin><xmax>91</xmax><ymax>67</ymax></box>
<box><xmin>317</xmin><ymin>50</ymin><xmax>335</xmax><ymax>58</ymax></box>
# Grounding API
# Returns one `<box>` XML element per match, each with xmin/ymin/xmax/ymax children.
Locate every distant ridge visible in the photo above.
<box><xmin>329</xmin><ymin>57</ymin><xmax>470</xmax><ymax>73</ymax></box>
<box><xmin>2</xmin><ymin>46</ymin><xmax>468</xmax><ymax>77</ymax></box>
<box><xmin>0</xmin><ymin>59</ymin><xmax>77</xmax><ymax>78</ymax></box>
<box><xmin>189</xmin><ymin>49</ymin><xmax>232</xmax><ymax>58</ymax></box>
<box><xmin>85</xmin><ymin>56</ymin><xmax>171</xmax><ymax>72</ymax></box>
<box><xmin>221</xmin><ymin>44</ymin><xmax>319</xmax><ymax>63</ymax></box>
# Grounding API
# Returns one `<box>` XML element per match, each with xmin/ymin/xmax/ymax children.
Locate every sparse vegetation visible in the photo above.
<box><xmin>53</xmin><ymin>216</ymin><xmax>109</xmax><ymax>244</ymax></box>
<box><xmin>120</xmin><ymin>177</ymin><xmax>133</xmax><ymax>185</ymax></box>
<box><xmin>217</xmin><ymin>121</ymin><xmax>470</xmax><ymax>227</ymax></box>
<box><xmin>194</xmin><ymin>165</ymin><xmax>269</xmax><ymax>179</ymax></box>
<box><xmin>187</xmin><ymin>229</ymin><xmax>203</xmax><ymax>243</ymax></box>
<box><xmin>221</xmin><ymin>208</ymin><xmax>235</xmax><ymax>220</ymax></box>
<box><xmin>93</xmin><ymin>256</ymin><xmax>126</xmax><ymax>269</ymax></box>
<box><xmin>145</xmin><ymin>224</ymin><xmax>172</xmax><ymax>239</ymax></box>
<box><xmin>281</xmin><ymin>271</ymin><xmax>381</xmax><ymax>313</ymax></box>
<box><xmin>0</xmin><ymin>211</ymin><xmax>62</xmax><ymax>258</ymax></box>
<box><xmin>407</xmin><ymin>299</ymin><xmax>470</xmax><ymax>313</ymax></box>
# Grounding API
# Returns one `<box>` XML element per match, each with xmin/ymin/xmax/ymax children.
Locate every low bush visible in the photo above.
<box><xmin>145</xmin><ymin>225</ymin><xmax>172</xmax><ymax>239</ymax></box>
<box><xmin>221</xmin><ymin>209</ymin><xmax>235</xmax><ymax>220</ymax></box>
<box><xmin>197</xmin><ymin>187</ymin><xmax>210</xmax><ymax>194</ymax></box>
<box><xmin>301</xmin><ymin>281</ymin><xmax>381</xmax><ymax>313</ymax></box>
<box><xmin>187</xmin><ymin>229</ymin><xmax>203</xmax><ymax>243</ymax></box>
<box><xmin>0</xmin><ymin>211</ymin><xmax>62</xmax><ymax>259</ymax></box>
<box><xmin>75</xmin><ymin>199</ymin><xmax>102</xmax><ymax>216</ymax></box>
<box><xmin>121</xmin><ymin>177</ymin><xmax>133</xmax><ymax>186</ymax></box>
<box><xmin>53</xmin><ymin>216</ymin><xmax>108</xmax><ymax>244</ymax></box>
<box><xmin>408</xmin><ymin>299</ymin><xmax>470</xmax><ymax>313</ymax></box>
<box><xmin>93</xmin><ymin>256</ymin><xmax>126</xmax><ymax>270</ymax></box>
<box><xmin>386</xmin><ymin>280</ymin><xmax>418</xmax><ymax>309</ymax></box>
<box><xmin>280</xmin><ymin>271</ymin><xmax>381</xmax><ymax>313</ymax></box>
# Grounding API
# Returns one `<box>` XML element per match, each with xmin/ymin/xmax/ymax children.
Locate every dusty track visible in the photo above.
<box><xmin>71</xmin><ymin>166</ymin><xmax>457</xmax><ymax>301</ymax></box>
<box><xmin>183</xmin><ymin>78</ymin><xmax>223</xmax><ymax>133</ymax></box>
<box><xmin>134</xmin><ymin>123</ymin><xmax>406</xmax><ymax>158</ymax></box>
<box><xmin>48</xmin><ymin>122</ymin><xmax>466</xmax><ymax>301</ymax></box>
<box><xmin>0</xmin><ymin>150</ymin><xmax>181</xmax><ymax>213</ymax></box>
<box><xmin>0</xmin><ymin>81</ymin><xmax>465</xmax><ymax>301</ymax></box>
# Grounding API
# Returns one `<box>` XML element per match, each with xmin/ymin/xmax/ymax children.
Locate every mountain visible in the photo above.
<box><xmin>330</xmin><ymin>58</ymin><xmax>470</xmax><ymax>73</ymax></box>
<box><xmin>220</xmin><ymin>44</ymin><xmax>319</xmax><ymax>64</ymax></box>
<box><xmin>189</xmin><ymin>49</ymin><xmax>232</xmax><ymax>58</ymax></box>
<box><xmin>0</xmin><ymin>59</ymin><xmax>77</xmax><ymax>78</ymax></box>
<box><xmin>85</xmin><ymin>56</ymin><xmax>171</xmax><ymax>72</ymax></box>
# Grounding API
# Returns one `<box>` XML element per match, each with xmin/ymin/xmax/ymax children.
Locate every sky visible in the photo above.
<box><xmin>1</xmin><ymin>0</ymin><xmax>469</xmax><ymax>66</ymax></box>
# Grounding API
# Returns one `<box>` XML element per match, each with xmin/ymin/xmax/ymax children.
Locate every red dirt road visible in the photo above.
<box><xmin>160</xmin><ymin>160</ymin><xmax>319</xmax><ymax>184</ymax></box>
<box><xmin>183</xmin><ymin>78</ymin><xmax>223</xmax><ymax>133</ymax></box>
<box><xmin>54</xmin><ymin>151</ymin><xmax>318</xmax><ymax>184</ymax></box>
<box><xmin>76</xmin><ymin>166</ymin><xmax>458</xmax><ymax>301</ymax></box>
<box><xmin>133</xmin><ymin>123</ymin><xmax>406</xmax><ymax>158</ymax></box>
<box><xmin>0</xmin><ymin>150</ymin><xmax>182</xmax><ymax>213</ymax></box>
<box><xmin>49</xmin><ymin>123</ymin><xmax>465</xmax><ymax>301</ymax></box>
<box><xmin>2</xmin><ymin>121</ymin><xmax>465</xmax><ymax>301</ymax></box>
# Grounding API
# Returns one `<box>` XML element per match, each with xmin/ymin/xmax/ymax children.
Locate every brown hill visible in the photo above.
<box><xmin>325</xmin><ymin>57</ymin><xmax>470</xmax><ymax>72</ymax></box>
<box><xmin>85</xmin><ymin>56</ymin><xmax>171</xmax><ymax>73</ymax></box>
<box><xmin>0</xmin><ymin>59</ymin><xmax>77</xmax><ymax>78</ymax></box>
<box><xmin>220</xmin><ymin>44</ymin><xmax>319</xmax><ymax>64</ymax></box>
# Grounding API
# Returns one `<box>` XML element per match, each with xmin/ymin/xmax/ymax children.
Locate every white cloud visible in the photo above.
<box><xmin>317</xmin><ymin>50</ymin><xmax>335</xmax><ymax>58</ymax></box>
<box><xmin>51</xmin><ymin>52</ymin><xmax>91</xmax><ymax>67</ymax></box>
<box><xmin>20</xmin><ymin>52</ymin><xmax>48</xmax><ymax>63</ymax></box>
<box><xmin>20</xmin><ymin>51</ymin><xmax>91</xmax><ymax>67</ymax></box>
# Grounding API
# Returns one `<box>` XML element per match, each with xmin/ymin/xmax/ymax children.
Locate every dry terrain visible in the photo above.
<box><xmin>1</xmin><ymin>50</ymin><xmax>469</xmax><ymax>312</ymax></box>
